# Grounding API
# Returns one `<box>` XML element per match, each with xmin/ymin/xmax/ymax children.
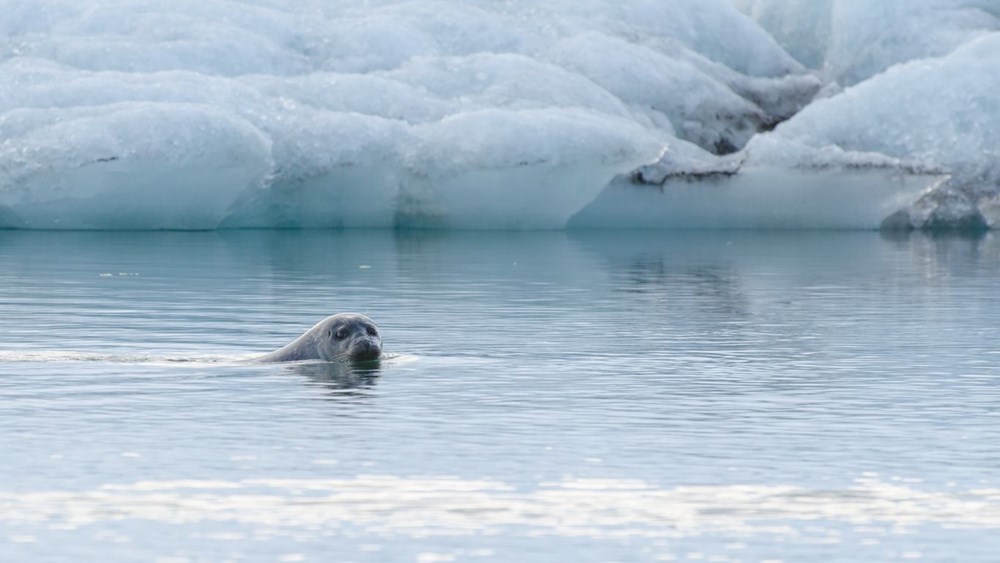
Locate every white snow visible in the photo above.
<box><xmin>0</xmin><ymin>0</ymin><xmax>996</xmax><ymax>229</ymax></box>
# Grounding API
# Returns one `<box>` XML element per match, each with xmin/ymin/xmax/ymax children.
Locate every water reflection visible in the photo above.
<box><xmin>288</xmin><ymin>360</ymin><xmax>382</xmax><ymax>396</ymax></box>
<box><xmin>3</xmin><ymin>229</ymin><xmax>1000</xmax><ymax>561</ymax></box>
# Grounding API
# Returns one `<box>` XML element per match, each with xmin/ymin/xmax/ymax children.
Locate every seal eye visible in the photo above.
<box><xmin>334</xmin><ymin>329</ymin><xmax>347</xmax><ymax>340</ymax></box>
<box><xmin>367</xmin><ymin>326</ymin><xmax>378</xmax><ymax>336</ymax></box>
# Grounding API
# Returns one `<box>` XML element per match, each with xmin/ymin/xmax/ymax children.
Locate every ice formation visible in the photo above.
<box><xmin>735</xmin><ymin>0</ymin><xmax>1000</xmax><ymax>229</ymax></box>
<box><xmin>0</xmin><ymin>0</ymin><xmax>997</xmax><ymax>229</ymax></box>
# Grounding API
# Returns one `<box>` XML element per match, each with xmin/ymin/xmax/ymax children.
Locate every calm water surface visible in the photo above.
<box><xmin>1</xmin><ymin>230</ymin><xmax>999</xmax><ymax>561</ymax></box>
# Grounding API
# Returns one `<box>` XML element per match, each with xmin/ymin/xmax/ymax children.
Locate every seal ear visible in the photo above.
<box><xmin>326</xmin><ymin>329</ymin><xmax>332</xmax><ymax>338</ymax></box>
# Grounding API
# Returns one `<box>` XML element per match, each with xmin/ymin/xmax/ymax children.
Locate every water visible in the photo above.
<box><xmin>1</xmin><ymin>229</ymin><xmax>1000</xmax><ymax>561</ymax></box>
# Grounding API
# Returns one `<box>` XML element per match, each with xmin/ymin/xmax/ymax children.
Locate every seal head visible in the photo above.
<box><xmin>318</xmin><ymin>313</ymin><xmax>382</xmax><ymax>362</ymax></box>
<box><xmin>257</xmin><ymin>313</ymin><xmax>382</xmax><ymax>363</ymax></box>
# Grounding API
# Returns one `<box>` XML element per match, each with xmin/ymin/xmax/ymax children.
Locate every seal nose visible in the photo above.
<box><xmin>352</xmin><ymin>337</ymin><xmax>381</xmax><ymax>361</ymax></box>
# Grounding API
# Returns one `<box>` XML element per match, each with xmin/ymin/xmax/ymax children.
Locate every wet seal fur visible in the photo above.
<box><xmin>257</xmin><ymin>313</ymin><xmax>382</xmax><ymax>363</ymax></box>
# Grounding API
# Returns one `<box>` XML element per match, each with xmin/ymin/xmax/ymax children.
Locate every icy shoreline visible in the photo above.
<box><xmin>1</xmin><ymin>1</ymin><xmax>997</xmax><ymax>230</ymax></box>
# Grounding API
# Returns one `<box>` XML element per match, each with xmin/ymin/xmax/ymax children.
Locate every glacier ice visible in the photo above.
<box><xmin>0</xmin><ymin>0</ymin><xmax>996</xmax><ymax>229</ymax></box>
<box><xmin>735</xmin><ymin>0</ymin><xmax>999</xmax><ymax>86</ymax></box>
<box><xmin>730</xmin><ymin>0</ymin><xmax>1000</xmax><ymax>229</ymax></box>
<box><xmin>745</xmin><ymin>30</ymin><xmax>1000</xmax><ymax>229</ymax></box>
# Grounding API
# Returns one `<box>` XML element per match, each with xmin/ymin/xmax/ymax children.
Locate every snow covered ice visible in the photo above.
<box><xmin>0</xmin><ymin>0</ymin><xmax>997</xmax><ymax>230</ymax></box>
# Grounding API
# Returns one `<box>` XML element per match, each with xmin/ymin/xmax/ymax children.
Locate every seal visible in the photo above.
<box><xmin>256</xmin><ymin>313</ymin><xmax>382</xmax><ymax>363</ymax></box>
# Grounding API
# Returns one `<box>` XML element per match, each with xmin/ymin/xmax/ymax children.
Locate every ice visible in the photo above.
<box><xmin>571</xmin><ymin>169</ymin><xmax>943</xmax><ymax>230</ymax></box>
<box><xmin>732</xmin><ymin>0</ymin><xmax>833</xmax><ymax>69</ymax></box>
<box><xmin>226</xmin><ymin>107</ymin><xmax>662</xmax><ymax>229</ymax></box>
<box><xmin>0</xmin><ymin>0</ymin><xmax>994</xmax><ymax>229</ymax></box>
<box><xmin>545</xmin><ymin>32</ymin><xmax>766</xmax><ymax>154</ymax></box>
<box><xmin>0</xmin><ymin>101</ymin><xmax>271</xmax><ymax>229</ymax></box>
<box><xmin>749</xmin><ymin>33</ymin><xmax>1000</xmax><ymax>228</ymax></box>
<box><xmin>764</xmin><ymin>35</ymin><xmax>1000</xmax><ymax>169</ymax></box>
<box><xmin>735</xmin><ymin>0</ymin><xmax>999</xmax><ymax>86</ymax></box>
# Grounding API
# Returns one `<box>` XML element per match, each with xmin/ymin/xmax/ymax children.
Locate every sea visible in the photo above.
<box><xmin>1</xmin><ymin>229</ymin><xmax>999</xmax><ymax>561</ymax></box>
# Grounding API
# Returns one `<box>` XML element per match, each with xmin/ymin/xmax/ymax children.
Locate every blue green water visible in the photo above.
<box><xmin>2</xmin><ymin>230</ymin><xmax>999</xmax><ymax>561</ymax></box>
